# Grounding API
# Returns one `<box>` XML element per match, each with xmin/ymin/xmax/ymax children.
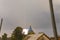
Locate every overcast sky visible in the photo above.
<box><xmin>0</xmin><ymin>0</ymin><xmax>60</xmax><ymax>37</ymax></box>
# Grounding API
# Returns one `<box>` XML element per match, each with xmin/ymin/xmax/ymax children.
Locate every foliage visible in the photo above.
<box><xmin>11</xmin><ymin>27</ymin><xmax>23</xmax><ymax>40</ymax></box>
<box><xmin>2</xmin><ymin>33</ymin><xmax>7</xmax><ymax>40</ymax></box>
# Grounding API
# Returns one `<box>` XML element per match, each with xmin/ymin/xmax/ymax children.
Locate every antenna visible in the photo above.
<box><xmin>0</xmin><ymin>18</ymin><xmax>3</xmax><ymax>32</ymax></box>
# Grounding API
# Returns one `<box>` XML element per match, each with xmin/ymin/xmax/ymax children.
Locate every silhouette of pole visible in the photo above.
<box><xmin>0</xmin><ymin>18</ymin><xmax>3</xmax><ymax>32</ymax></box>
<box><xmin>49</xmin><ymin>0</ymin><xmax>58</xmax><ymax>40</ymax></box>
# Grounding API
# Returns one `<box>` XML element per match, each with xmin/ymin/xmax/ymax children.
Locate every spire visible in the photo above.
<box><xmin>28</xmin><ymin>25</ymin><xmax>35</xmax><ymax>35</ymax></box>
<box><xmin>29</xmin><ymin>25</ymin><xmax>32</xmax><ymax>32</ymax></box>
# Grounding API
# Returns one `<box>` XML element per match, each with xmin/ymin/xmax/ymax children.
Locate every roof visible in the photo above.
<box><xmin>24</xmin><ymin>32</ymin><xmax>50</xmax><ymax>40</ymax></box>
<box><xmin>28</xmin><ymin>33</ymin><xmax>44</xmax><ymax>40</ymax></box>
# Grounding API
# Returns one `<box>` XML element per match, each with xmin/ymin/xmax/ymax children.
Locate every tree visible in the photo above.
<box><xmin>2</xmin><ymin>33</ymin><xmax>7</xmax><ymax>40</ymax></box>
<box><xmin>11</xmin><ymin>26</ymin><xmax>23</xmax><ymax>40</ymax></box>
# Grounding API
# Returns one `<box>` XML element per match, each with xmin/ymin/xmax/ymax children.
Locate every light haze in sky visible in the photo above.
<box><xmin>0</xmin><ymin>0</ymin><xmax>60</xmax><ymax>37</ymax></box>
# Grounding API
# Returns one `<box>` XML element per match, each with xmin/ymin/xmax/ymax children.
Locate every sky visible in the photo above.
<box><xmin>0</xmin><ymin>0</ymin><xmax>60</xmax><ymax>37</ymax></box>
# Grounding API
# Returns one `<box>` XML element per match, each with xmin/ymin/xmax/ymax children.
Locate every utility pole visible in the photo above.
<box><xmin>0</xmin><ymin>18</ymin><xmax>3</xmax><ymax>32</ymax></box>
<box><xmin>49</xmin><ymin>0</ymin><xmax>58</xmax><ymax>40</ymax></box>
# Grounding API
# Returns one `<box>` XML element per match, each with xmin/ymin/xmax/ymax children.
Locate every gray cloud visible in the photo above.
<box><xmin>0</xmin><ymin>0</ymin><xmax>60</xmax><ymax>37</ymax></box>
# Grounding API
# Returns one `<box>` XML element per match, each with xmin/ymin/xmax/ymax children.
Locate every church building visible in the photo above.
<box><xmin>23</xmin><ymin>26</ymin><xmax>50</xmax><ymax>40</ymax></box>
